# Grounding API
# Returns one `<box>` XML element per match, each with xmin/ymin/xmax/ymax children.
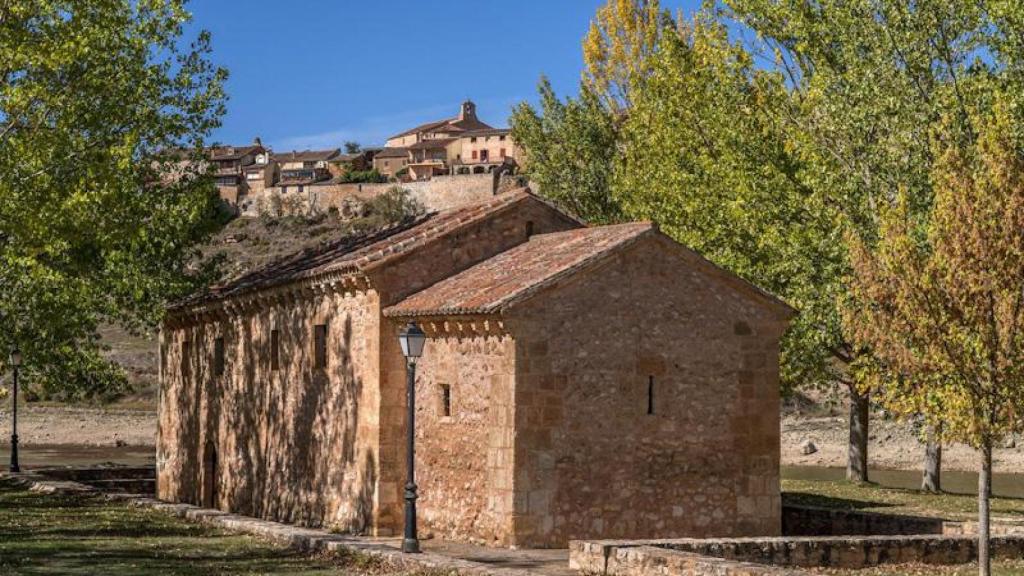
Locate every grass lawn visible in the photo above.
<box><xmin>0</xmin><ymin>478</ymin><xmax>410</xmax><ymax>575</ymax></box>
<box><xmin>808</xmin><ymin>560</ymin><xmax>1024</xmax><ymax>575</ymax></box>
<box><xmin>782</xmin><ymin>477</ymin><xmax>1024</xmax><ymax>522</ymax></box>
<box><xmin>786</xmin><ymin>478</ymin><xmax>1024</xmax><ymax>574</ymax></box>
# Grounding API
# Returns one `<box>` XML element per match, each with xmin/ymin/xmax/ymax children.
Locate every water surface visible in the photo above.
<box><xmin>784</xmin><ymin>465</ymin><xmax>1024</xmax><ymax>499</ymax></box>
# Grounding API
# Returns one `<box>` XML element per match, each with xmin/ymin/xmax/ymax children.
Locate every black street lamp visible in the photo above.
<box><xmin>398</xmin><ymin>321</ymin><xmax>426</xmax><ymax>554</ymax></box>
<box><xmin>9</xmin><ymin>348</ymin><xmax>21</xmax><ymax>474</ymax></box>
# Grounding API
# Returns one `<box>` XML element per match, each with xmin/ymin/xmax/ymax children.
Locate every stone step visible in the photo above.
<box><xmin>83</xmin><ymin>478</ymin><xmax>156</xmax><ymax>494</ymax></box>
<box><xmin>36</xmin><ymin>465</ymin><xmax>155</xmax><ymax>482</ymax></box>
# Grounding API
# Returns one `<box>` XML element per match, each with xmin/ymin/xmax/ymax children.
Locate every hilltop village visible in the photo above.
<box><xmin>206</xmin><ymin>100</ymin><xmax>520</xmax><ymax>216</ymax></box>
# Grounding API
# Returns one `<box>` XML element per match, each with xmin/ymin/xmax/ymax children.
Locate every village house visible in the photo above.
<box><xmin>374</xmin><ymin>100</ymin><xmax>519</xmax><ymax>181</ymax></box>
<box><xmin>157</xmin><ymin>189</ymin><xmax>793</xmax><ymax>548</ymax></box>
<box><xmin>274</xmin><ymin>149</ymin><xmax>341</xmax><ymax>189</ymax></box>
<box><xmin>210</xmin><ymin>138</ymin><xmax>266</xmax><ymax>205</ymax></box>
<box><xmin>372</xmin><ymin>147</ymin><xmax>411</xmax><ymax>180</ymax></box>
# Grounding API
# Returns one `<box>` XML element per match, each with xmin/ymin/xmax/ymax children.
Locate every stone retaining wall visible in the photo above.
<box><xmin>240</xmin><ymin>173</ymin><xmax>521</xmax><ymax>217</ymax></box>
<box><xmin>571</xmin><ymin>534</ymin><xmax>1024</xmax><ymax>575</ymax></box>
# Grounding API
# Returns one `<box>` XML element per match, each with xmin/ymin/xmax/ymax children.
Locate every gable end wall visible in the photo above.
<box><xmin>508</xmin><ymin>235</ymin><xmax>787</xmax><ymax>547</ymax></box>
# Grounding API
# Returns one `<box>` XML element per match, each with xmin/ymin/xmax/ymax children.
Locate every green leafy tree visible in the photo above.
<box><xmin>615</xmin><ymin>8</ymin><xmax>843</xmax><ymax>396</ymax></box>
<box><xmin>343</xmin><ymin>141</ymin><xmax>361</xmax><ymax>154</ymax></box>
<box><xmin>728</xmin><ymin>0</ymin><xmax>1014</xmax><ymax>483</ymax></box>
<box><xmin>510</xmin><ymin>77</ymin><xmax>623</xmax><ymax>224</ymax></box>
<box><xmin>846</xmin><ymin>96</ymin><xmax>1024</xmax><ymax>576</ymax></box>
<box><xmin>0</xmin><ymin>0</ymin><xmax>227</xmax><ymax>400</ymax></box>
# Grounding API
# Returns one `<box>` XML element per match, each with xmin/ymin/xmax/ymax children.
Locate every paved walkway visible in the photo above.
<box><xmin>421</xmin><ymin>540</ymin><xmax>573</xmax><ymax>576</ymax></box>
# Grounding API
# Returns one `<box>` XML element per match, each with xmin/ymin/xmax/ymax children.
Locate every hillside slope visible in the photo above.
<box><xmin>100</xmin><ymin>193</ymin><xmax>423</xmax><ymax>406</ymax></box>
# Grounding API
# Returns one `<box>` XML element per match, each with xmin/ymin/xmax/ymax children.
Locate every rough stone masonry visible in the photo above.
<box><xmin>158</xmin><ymin>188</ymin><xmax>794</xmax><ymax>548</ymax></box>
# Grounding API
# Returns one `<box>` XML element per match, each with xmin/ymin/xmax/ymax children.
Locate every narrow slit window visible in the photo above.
<box><xmin>270</xmin><ymin>329</ymin><xmax>280</xmax><ymax>371</ymax></box>
<box><xmin>314</xmin><ymin>324</ymin><xmax>328</xmax><ymax>369</ymax></box>
<box><xmin>525</xmin><ymin>221</ymin><xmax>535</xmax><ymax>237</ymax></box>
<box><xmin>214</xmin><ymin>337</ymin><xmax>225</xmax><ymax>376</ymax></box>
<box><xmin>647</xmin><ymin>376</ymin><xmax>655</xmax><ymax>415</ymax></box>
<box><xmin>440</xmin><ymin>384</ymin><xmax>452</xmax><ymax>417</ymax></box>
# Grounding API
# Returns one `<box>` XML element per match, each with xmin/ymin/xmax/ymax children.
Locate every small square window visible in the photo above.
<box><xmin>440</xmin><ymin>384</ymin><xmax>451</xmax><ymax>417</ymax></box>
<box><xmin>270</xmin><ymin>329</ymin><xmax>280</xmax><ymax>371</ymax></box>
<box><xmin>214</xmin><ymin>337</ymin><xmax>225</xmax><ymax>376</ymax></box>
<box><xmin>314</xmin><ymin>324</ymin><xmax>328</xmax><ymax>369</ymax></box>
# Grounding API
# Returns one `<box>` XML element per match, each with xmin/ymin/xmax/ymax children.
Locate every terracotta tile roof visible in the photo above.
<box><xmin>271</xmin><ymin>149</ymin><xmax>341</xmax><ymax>162</ymax></box>
<box><xmin>461</xmin><ymin>128</ymin><xmax>511</xmax><ymax>137</ymax></box>
<box><xmin>384</xmin><ymin>222</ymin><xmax>655</xmax><ymax>318</ymax></box>
<box><xmin>209</xmin><ymin>145</ymin><xmax>262</xmax><ymax>161</ymax></box>
<box><xmin>389</xmin><ymin>116</ymin><xmax>494</xmax><ymax>140</ymax></box>
<box><xmin>171</xmin><ymin>189</ymin><xmax>538</xmax><ymax>310</ymax></box>
<box><xmin>385</xmin><ymin>222</ymin><xmax>798</xmax><ymax>319</ymax></box>
<box><xmin>374</xmin><ymin>147</ymin><xmax>409</xmax><ymax>158</ymax></box>
<box><xmin>448</xmin><ymin>118</ymin><xmax>493</xmax><ymax>132</ymax></box>
<box><xmin>408</xmin><ymin>138</ymin><xmax>456</xmax><ymax>150</ymax></box>
<box><xmin>389</xmin><ymin>119</ymin><xmax>453</xmax><ymax>140</ymax></box>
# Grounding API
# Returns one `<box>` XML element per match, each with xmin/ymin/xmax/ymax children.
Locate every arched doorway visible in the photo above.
<box><xmin>202</xmin><ymin>439</ymin><xmax>218</xmax><ymax>509</ymax></box>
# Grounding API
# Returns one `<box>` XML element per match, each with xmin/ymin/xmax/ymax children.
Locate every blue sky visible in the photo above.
<box><xmin>187</xmin><ymin>1</ymin><xmax>699</xmax><ymax>150</ymax></box>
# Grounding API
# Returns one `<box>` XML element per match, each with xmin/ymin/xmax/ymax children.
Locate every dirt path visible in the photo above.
<box><xmin>0</xmin><ymin>406</ymin><xmax>155</xmax><ymax>447</ymax></box>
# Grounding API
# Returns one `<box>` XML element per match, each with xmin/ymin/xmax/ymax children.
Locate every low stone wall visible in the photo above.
<box><xmin>572</xmin><ymin>534</ymin><xmax>1024</xmax><ymax>575</ymax></box>
<box><xmin>584</xmin><ymin>545</ymin><xmax>810</xmax><ymax>576</ymax></box>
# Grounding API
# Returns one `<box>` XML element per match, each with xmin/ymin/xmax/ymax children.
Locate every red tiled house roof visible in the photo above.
<box><xmin>271</xmin><ymin>149</ymin><xmax>341</xmax><ymax>162</ymax></box>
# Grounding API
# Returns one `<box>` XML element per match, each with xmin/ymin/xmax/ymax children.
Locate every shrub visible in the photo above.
<box><xmin>338</xmin><ymin>169</ymin><xmax>387</xmax><ymax>184</ymax></box>
<box><xmin>357</xmin><ymin>187</ymin><xmax>424</xmax><ymax>229</ymax></box>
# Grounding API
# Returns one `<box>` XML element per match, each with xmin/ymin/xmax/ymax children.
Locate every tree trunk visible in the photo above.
<box><xmin>922</xmin><ymin>423</ymin><xmax>942</xmax><ymax>492</ymax></box>
<box><xmin>847</xmin><ymin>386</ymin><xmax>869</xmax><ymax>483</ymax></box>
<box><xmin>979</xmin><ymin>441</ymin><xmax>992</xmax><ymax>576</ymax></box>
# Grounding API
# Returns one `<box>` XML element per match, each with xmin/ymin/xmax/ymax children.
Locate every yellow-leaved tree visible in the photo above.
<box><xmin>582</xmin><ymin>0</ymin><xmax>666</xmax><ymax>112</ymax></box>
<box><xmin>846</xmin><ymin>94</ymin><xmax>1024</xmax><ymax>576</ymax></box>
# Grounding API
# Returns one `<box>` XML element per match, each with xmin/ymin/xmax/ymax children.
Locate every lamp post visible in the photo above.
<box><xmin>9</xmin><ymin>348</ymin><xmax>21</xmax><ymax>473</ymax></box>
<box><xmin>398</xmin><ymin>321</ymin><xmax>426</xmax><ymax>554</ymax></box>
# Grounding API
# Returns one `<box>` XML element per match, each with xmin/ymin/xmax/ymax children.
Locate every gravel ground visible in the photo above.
<box><xmin>783</xmin><ymin>413</ymin><xmax>1024</xmax><ymax>473</ymax></box>
<box><xmin>0</xmin><ymin>405</ymin><xmax>155</xmax><ymax>447</ymax></box>
<box><xmin>0</xmin><ymin>405</ymin><xmax>1015</xmax><ymax>475</ymax></box>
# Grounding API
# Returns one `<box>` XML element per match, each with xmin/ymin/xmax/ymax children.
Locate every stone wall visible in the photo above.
<box><xmin>572</xmin><ymin>535</ymin><xmax>1024</xmax><ymax>575</ymax></box>
<box><xmin>240</xmin><ymin>174</ymin><xmax>516</xmax><ymax>217</ymax></box>
<box><xmin>157</xmin><ymin>287</ymin><xmax>383</xmax><ymax>533</ymax></box>
<box><xmin>373</xmin><ymin>200</ymin><xmax>582</xmax><ymax>539</ymax></box>
<box><xmin>400</xmin><ymin>326</ymin><xmax>518</xmax><ymax>545</ymax></box>
<box><xmin>508</xmin><ymin>235</ymin><xmax>789</xmax><ymax>547</ymax></box>
<box><xmin>572</xmin><ymin>543</ymin><xmax>808</xmax><ymax>576</ymax></box>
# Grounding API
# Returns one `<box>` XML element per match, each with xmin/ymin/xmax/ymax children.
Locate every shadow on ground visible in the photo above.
<box><xmin>782</xmin><ymin>490</ymin><xmax>897</xmax><ymax>511</ymax></box>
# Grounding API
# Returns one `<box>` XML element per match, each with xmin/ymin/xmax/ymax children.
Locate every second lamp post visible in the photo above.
<box><xmin>398</xmin><ymin>322</ymin><xmax>426</xmax><ymax>554</ymax></box>
<box><xmin>9</xmin><ymin>348</ymin><xmax>21</xmax><ymax>473</ymax></box>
